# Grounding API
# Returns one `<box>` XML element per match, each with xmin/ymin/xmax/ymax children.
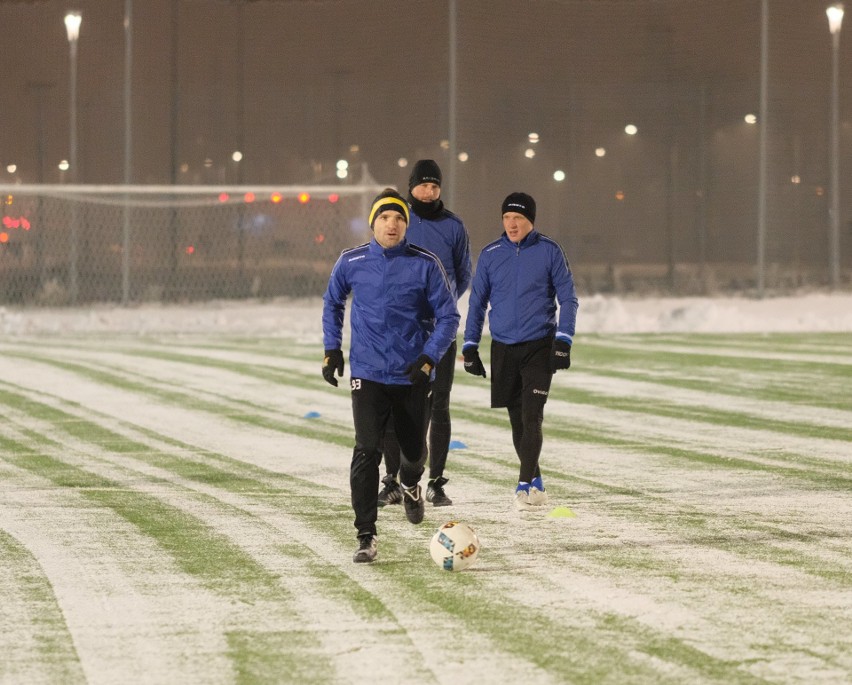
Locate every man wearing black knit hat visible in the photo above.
<box><xmin>462</xmin><ymin>192</ymin><xmax>579</xmax><ymax>512</ymax></box>
<box><xmin>378</xmin><ymin>160</ymin><xmax>472</xmax><ymax>509</ymax></box>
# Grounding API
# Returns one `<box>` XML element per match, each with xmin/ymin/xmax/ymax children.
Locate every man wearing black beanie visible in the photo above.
<box><xmin>463</xmin><ymin>192</ymin><xmax>578</xmax><ymax>512</ymax></box>
<box><xmin>378</xmin><ymin>160</ymin><xmax>472</xmax><ymax>509</ymax></box>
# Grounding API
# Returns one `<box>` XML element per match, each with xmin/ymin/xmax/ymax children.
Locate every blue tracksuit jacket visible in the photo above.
<box><xmin>464</xmin><ymin>230</ymin><xmax>578</xmax><ymax>347</ymax></box>
<box><xmin>323</xmin><ymin>237</ymin><xmax>460</xmax><ymax>385</ymax></box>
<box><xmin>405</xmin><ymin>206</ymin><xmax>472</xmax><ymax>301</ymax></box>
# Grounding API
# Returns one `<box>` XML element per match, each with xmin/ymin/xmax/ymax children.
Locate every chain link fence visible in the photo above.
<box><xmin>2</xmin><ymin>0</ymin><xmax>851</xmax><ymax>300</ymax></box>
<box><xmin>0</xmin><ymin>184</ymin><xmax>384</xmax><ymax>305</ymax></box>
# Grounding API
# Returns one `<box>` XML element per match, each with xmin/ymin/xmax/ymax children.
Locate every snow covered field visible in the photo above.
<box><xmin>1</xmin><ymin>293</ymin><xmax>851</xmax><ymax>684</ymax></box>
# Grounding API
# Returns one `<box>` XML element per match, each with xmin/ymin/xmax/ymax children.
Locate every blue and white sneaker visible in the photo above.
<box><xmin>513</xmin><ymin>482</ymin><xmax>533</xmax><ymax>511</ymax></box>
<box><xmin>529</xmin><ymin>476</ymin><xmax>549</xmax><ymax>506</ymax></box>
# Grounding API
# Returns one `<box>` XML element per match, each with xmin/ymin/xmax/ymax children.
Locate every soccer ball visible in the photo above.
<box><xmin>429</xmin><ymin>521</ymin><xmax>481</xmax><ymax>572</ymax></box>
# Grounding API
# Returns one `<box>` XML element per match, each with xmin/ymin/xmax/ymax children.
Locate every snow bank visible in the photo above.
<box><xmin>2</xmin><ymin>292</ymin><xmax>852</xmax><ymax>336</ymax></box>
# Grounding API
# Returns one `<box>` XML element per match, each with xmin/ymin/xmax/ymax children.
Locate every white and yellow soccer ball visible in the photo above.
<box><xmin>430</xmin><ymin>521</ymin><xmax>481</xmax><ymax>572</ymax></box>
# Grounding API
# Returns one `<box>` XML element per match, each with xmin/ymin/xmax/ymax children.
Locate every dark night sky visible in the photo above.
<box><xmin>1</xmin><ymin>0</ymin><xmax>849</xmax><ymax>261</ymax></box>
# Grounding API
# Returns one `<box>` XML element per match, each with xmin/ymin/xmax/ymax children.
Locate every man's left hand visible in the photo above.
<box><xmin>550</xmin><ymin>340</ymin><xmax>571</xmax><ymax>372</ymax></box>
<box><xmin>406</xmin><ymin>354</ymin><xmax>435</xmax><ymax>384</ymax></box>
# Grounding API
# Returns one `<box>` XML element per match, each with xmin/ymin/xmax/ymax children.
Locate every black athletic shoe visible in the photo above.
<box><xmin>377</xmin><ymin>474</ymin><xmax>403</xmax><ymax>507</ymax></box>
<box><xmin>426</xmin><ymin>477</ymin><xmax>453</xmax><ymax>507</ymax></box>
<box><xmin>402</xmin><ymin>484</ymin><xmax>425</xmax><ymax>524</ymax></box>
<box><xmin>353</xmin><ymin>534</ymin><xmax>377</xmax><ymax>563</ymax></box>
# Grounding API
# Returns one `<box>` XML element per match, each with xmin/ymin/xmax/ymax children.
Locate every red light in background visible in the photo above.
<box><xmin>298</xmin><ymin>192</ymin><xmax>310</xmax><ymax>204</ymax></box>
<box><xmin>244</xmin><ymin>192</ymin><xmax>256</xmax><ymax>203</ymax></box>
<box><xmin>185</xmin><ymin>245</ymin><xmax>195</xmax><ymax>255</ymax></box>
<box><xmin>218</xmin><ymin>192</ymin><xmax>230</xmax><ymax>203</ymax></box>
<box><xmin>328</xmin><ymin>193</ymin><xmax>339</xmax><ymax>203</ymax></box>
<box><xmin>271</xmin><ymin>192</ymin><xmax>282</xmax><ymax>203</ymax></box>
<box><xmin>2</xmin><ymin>216</ymin><xmax>32</xmax><ymax>229</ymax></box>
<box><xmin>0</xmin><ymin>233</ymin><xmax>8</xmax><ymax>243</ymax></box>
<box><xmin>315</xmin><ymin>234</ymin><xmax>325</xmax><ymax>244</ymax></box>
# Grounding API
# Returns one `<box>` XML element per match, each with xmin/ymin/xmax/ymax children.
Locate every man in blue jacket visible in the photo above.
<box><xmin>322</xmin><ymin>188</ymin><xmax>460</xmax><ymax>562</ymax></box>
<box><xmin>462</xmin><ymin>192</ymin><xmax>578</xmax><ymax>511</ymax></box>
<box><xmin>378</xmin><ymin>160</ymin><xmax>472</xmax><ymax>509</ymax></box>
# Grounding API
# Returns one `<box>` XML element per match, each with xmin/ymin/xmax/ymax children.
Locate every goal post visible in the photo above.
<box><xmin>0</xmin><ymin>183</ymin><xmax>387</xmax><ymax>306</ymax></box>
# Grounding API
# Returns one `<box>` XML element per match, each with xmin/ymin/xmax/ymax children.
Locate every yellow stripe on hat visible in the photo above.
<box><xmin>368</xmin><ymin>197</ymin><xmax>409</xmax><ymax>227</ymax></box>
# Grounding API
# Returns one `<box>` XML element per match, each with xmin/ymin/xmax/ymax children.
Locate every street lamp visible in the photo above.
<box><xmin>827</xmin><ymin>3</ymin><xmax>844</xmax><ymax>288</ymax></box>
<box><xmin>64</xmin><ymin>11</ymin><xmax>81</xmax><ymax>182</ymax></box>
<box><xmin>65</xmin><ymin>10</ymin><xmax>81</xmax><ymax>303</ymax></box>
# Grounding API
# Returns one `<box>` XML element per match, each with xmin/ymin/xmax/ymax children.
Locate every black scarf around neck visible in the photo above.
<box><xmin>409</xmin><ymin>195</ymin><xmax>444</xmax><ymax>220</ymax></box>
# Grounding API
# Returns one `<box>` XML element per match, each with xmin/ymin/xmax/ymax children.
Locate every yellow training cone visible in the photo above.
<box><xmin>547</xmin><ymin>506</ymin><xmax>576</xmax><ymax>518</ymax></box>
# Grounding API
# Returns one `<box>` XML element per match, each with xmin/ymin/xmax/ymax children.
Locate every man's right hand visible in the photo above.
<box><xmin>462</xmin><ymin>346</ymin><xmax>486</xmax><ymax>378</ymax></box>
<box><xmin>322</xmin><ymin>349</ymin><xmax>344</xmax><ymax>386</ymax></box>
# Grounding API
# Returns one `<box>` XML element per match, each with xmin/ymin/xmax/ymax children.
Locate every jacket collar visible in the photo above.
<box><xmin>369</xmin><ymin>237</ymin><xmax>409</xmax><ymax>256</ymax></box>
<box><xmin>501</xmin><ymin>229</ymin><xmax>539</xmax><ymax>249</ymax></box>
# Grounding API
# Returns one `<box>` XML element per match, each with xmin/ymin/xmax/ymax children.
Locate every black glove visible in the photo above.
<box><xmin>462</xmin><ymin>346</ymin><xmax>486</xmax><ymax>378</ymax></box>
<box><xmin>551</xmin><ymin>339</ymin><xmax>571</xmax><ymax>372</ymax></box>
<box><xmin>322</xmin><ymin>349</ymin><xmax>344</xmax><ymax>386</ymax></box>
<box><xmin>406</xmin><ymin>354</ymin><xmax>435</xmax><ymax>385</ymax></box>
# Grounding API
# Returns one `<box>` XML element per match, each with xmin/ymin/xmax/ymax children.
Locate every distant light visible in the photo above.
<box><xmin>244</xmin><ymin>192</ymin><xmax>255</xmax><ymax>203</ymax></box>
<box><xmin>0</xmin><ymin>232</ymin><xmax>8</xmax><ymax>243</ymax></box>
<box><xmin>5</xmin><ymin>195</ymin><xmax>12</xmax><ymax>205</ymax></box>
<box><xmin>218</xmin><ymin>192</ymin><xmax>229</xmax><ymax>203</ymax></box>
<box><xmin>553</xmin><ymin>170</ymin><xmax>566</xmax><ymax>182</ymax></box>
<box><xmin>271</xmin><ymin>192</ymin><xmax>282</xmax><ymax>203</ymax></box>
<box><xmin>298</xmin><ymin>192</ymin><xmax>310</xmax><ymax>204</ymax></box>
<box><xmin>58</xmin><ymin>160</ymin><xmax>69</xmax><ymax>171</ymax></box>
<box><xmin>524</xmin><ymin>148</ymin><xmax>536</xmax><ymax>159</ymax></box>
<box><xmin>458</xmin><ymin>152</ymin><xmax>469</xmax><ymax>162</ymax></box>
<box><xmin>336</xmin><ymin>159</ymin><xmax>349</xmax><ymax>171</ymax></box>
<box><xmin>203</xmin><ymin>158</ymin><xmax>213</xmax><ymax>168</ymax></box>
<box><xmin>6</xmin><ymin>164</ymin><xmax>16</xmax><ymax>174</ymax></box>
<box><xmin>827</xmin><ymin>4</ymin><xmax>844</xmax><ymax>35</ymax></box>
<box><xmin>624</xmin><ymin>124</ymin><xmax>638</xmax><ymax>136</ymax></box>
<box><xmin>744</xmin><ymin>114</ymin><xmax>757</xmax><ymax>124</ymax></box>
<box><xmin>336</xmin><ymin>169</ymin><xmax>348</xmax><ymax>179</ymax></box>
<box><xmin>528</xmin><ymin>132</ymin><xmax>540</xmax><ymax>144</ymax></box>
<box><xmin>314</xmin><ymin>234</ymin><xmax>325</xmax><ymax>244</ymax></box>
<box><xmin>179</xmin><ymin>163</ymin><xmax>189</xmax><ymax>173</ymax></box>
<box><xmin>185</xmin><ymin>245</ymin><xmax>195</xmax><ymax>255</ymax></box>
<box><xmin>231</xmin><ymin>151</ymin><xmax>243</xmax><ymax>162</ymax></box>
<box><xmin>64</xmin><ymin>11</ymin><xmax>82</xmax><ymax>42</ymax></box>
<box><xmin>615</xmin><ymin>190</ymin><xmax>625</xmax><ymax>200</ymax></box>
<box><xmin>349</xmin><ymin>144</ymin><xmax>360</xmax><ymax>153</ymax></box>
<box><xmin>816</xmin><ymin>186</ymin><xmax>825</xmax><ymax>196</ymax></box>
<box><xmin>328</xmin><ymin>193</ymin><xmax>339</xmax><ymax>203</ymax></box>
<box><xmin>2</xmin><ymin>216</ymin><xmax>30</xmax><ymax>230</ymax></box>
<box><xmin>397</xmin><ymin>158</ymin><xmax>408</xmax><ymax>168</ymax></box>
<box><xmin>791</xmin><ymin>175</ymin><xmax>801</xmax><ymax>184</ymax></box>
<box><xmin>440</xmin><ymin>140</ymin><xmax>449</xmax><ymax>150</ymax></box>
<box><xmin>595</xmin><ymin>147</ymin><xmax>606</xmax><ymax>157</ymax></box>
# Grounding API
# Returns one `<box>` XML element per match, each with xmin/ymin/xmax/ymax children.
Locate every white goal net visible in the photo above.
<box><xmin>0</xmin><ymin>183</ymin><xmax>387</xmax><ymax>306</ymax></box>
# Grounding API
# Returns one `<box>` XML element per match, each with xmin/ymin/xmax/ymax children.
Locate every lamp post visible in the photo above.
<box><xmin>65</xmin><ymin>12</ymin><xmax>81</xmax><ymax>180</ymax></box>
<box><xmin>827</xmin><ymin>4</ymin><xmax>844</xmax><ymax>288</ymax></box>
<box><xmin>757</xmin><ymin>0</ymin><xmax>768</xmax><ymax>296</ymax></box>
<box><xmin>122</xmin><ymin>0</ymin><xmax>133</xmax><ymax>305</ymax></box>
<box><xmin>65</xmin><ymin>10</ymin><xmax>82</xmax><ymax>304</ymax></box>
